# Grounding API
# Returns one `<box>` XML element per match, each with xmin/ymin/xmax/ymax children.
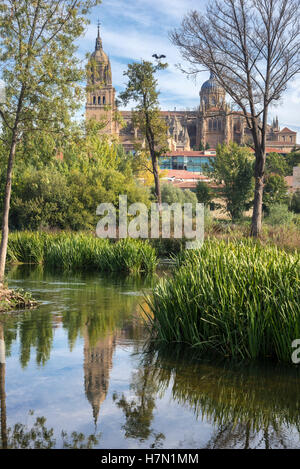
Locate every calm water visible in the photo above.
<box><xmin>0</xmin><ymin>265</ymin><xmax>300</xmax><ymax>449</ymax></box>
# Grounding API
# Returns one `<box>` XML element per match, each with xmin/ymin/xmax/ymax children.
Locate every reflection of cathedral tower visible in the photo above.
<box><xmin>83</xmin><ymin>331</ymin><xmax>116</xmax><ymax>425</ymax></box>
<box><xmin>85</xmin><ymin>24</ymin><xmax>118</xmax><ymax>135</ymax></box>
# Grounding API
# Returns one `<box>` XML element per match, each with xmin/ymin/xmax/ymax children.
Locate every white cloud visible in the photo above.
<box><xmin>81</xmin><ymin>0</ymin><xmax>300</xmax><ymax>141</ymax></box>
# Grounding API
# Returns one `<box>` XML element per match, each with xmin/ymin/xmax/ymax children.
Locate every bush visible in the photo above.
<box><xmin>195</xmin><ymin>181</ymin><xmax>215</xmax><ymax>206</ymax></box>
<box><xmin>291</xmin><ymin>191</ymin><xmax>300</xmax><ymax>214</ymax></box>
<box><xmin>265</xmin><ymin>203</ymin><xmax>294</xmax><ymax>226</ymax></box>
<box><xmin>160</xmin><ymin>183</ymin><xmax>197</xmax><ymax>207</ymax></box>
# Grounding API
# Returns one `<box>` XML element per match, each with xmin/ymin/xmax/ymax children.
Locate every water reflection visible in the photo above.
<box><xmin>113</xmin><ymin>352</ymin><xmax>165</xmax><ymax>448</ymax></box>
<box><xmin>1</xmin><ymin>266</ymin><xmax>300</xmax><ymax>449</ymax></box>
<box><xmin>0</xmin><ymin>322</ymin><xmax>7</xmax><ymax>448</ymax></box>
<box><xmin>137</xmin><ymin>347</ymin><xmax>300</xmax><ymax>448</ymax></box>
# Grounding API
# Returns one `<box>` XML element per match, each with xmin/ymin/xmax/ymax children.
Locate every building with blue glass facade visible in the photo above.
<box><xmin>159</xmin><ymin>151</ymin><xmax>216</xmax><ymax>173</ymax></box>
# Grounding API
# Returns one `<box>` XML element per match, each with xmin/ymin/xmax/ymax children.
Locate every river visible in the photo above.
<box><xmin>0</xmin><ymin>265</ymin><xmax>299</xmax><ymax>449</ymax></box>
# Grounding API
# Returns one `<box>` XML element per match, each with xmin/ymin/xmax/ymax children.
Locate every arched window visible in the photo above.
<box><xmin>98</xmin><ymin>96</ymin><xmax>101</xmax><ymax>105</ymax></box>
<box><xmin>213</xmin><ymin>119</ymin><xmax>217</xmax><ymax>130</ymax></box>
<box><xmin>209</xmin><ymin>119</ymin><xmax>212</xmax><ymax>131</ymax></box>
<box><xmin>103</xmin><ymin>96</ymin><xmax>106</xmax><ymax>105</ymax></box>
<box><xmin>218</xmin><ymin>119</ymin><xmax>222</xmax><ymax>131</ymax></box>
<box><xmin>93</xmin><ymin>96</ymin><xmax>96</xmax><ymax>105</ymax></box>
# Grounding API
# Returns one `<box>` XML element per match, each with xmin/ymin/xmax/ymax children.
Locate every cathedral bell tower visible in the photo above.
<box><xmin>86</xmin><ymin>24</ymin><xmax>118</xmax><ymax>135</ymax></box>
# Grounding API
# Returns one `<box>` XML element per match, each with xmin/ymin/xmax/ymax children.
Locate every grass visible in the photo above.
<box><xmin>7</xmin><ymin>232</ymin><xmax>158</xmax><ymax>274</ymax></box>
<box><xmin>145</xmin><ymin>239</ymin><xmax>300</xmax><ymax>362</ymax></box>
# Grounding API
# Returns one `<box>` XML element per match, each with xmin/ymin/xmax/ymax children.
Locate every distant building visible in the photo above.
<box><xmin>86</xmin><ymin>29</ymin><xmax>298</xmax><ymax>154</ymax></box>
<box><xmin>286</xmin><ymin>166</ymin><xmax>300</xmax><ymax>193</ymax></box>
<box><xmin>159</xmin><ymin>150</ymin><xmax>216</xmax><ymax>173</ymax></box>
<box><xmin>85</xmin><ymin>25</ymin><xmax>118</xmax><ymax>136</ymax></box>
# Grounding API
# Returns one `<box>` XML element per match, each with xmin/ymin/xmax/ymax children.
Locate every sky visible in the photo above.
<box><xmin>78</xmin><ymin>0</ymin><xmax>298</xmax><ymax>140</ymax></box>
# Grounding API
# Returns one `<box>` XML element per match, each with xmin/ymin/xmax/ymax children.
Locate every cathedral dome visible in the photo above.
<box><xmin>91</xmin><ymin>47</ymin><xmax>109</xmax><ymax>64</ymax></box>
<box><xmin>91</xmin><ymin>24</ymin><xmax>109</xmax><ymax>64</ymax></box>
<box><xmin>200</xmin><ymin>71</ymin><xmax>223</xmax><ymax>94</ymax></box>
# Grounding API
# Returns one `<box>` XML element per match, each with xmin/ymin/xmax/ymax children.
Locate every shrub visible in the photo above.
<box><xmin>265</xmin><ymin>203</ymin><xmax>294</xmax><ymax>226</ymax></box>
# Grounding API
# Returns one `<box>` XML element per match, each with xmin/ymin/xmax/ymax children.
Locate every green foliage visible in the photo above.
<box><xmin>265</xmin><ymin>204</ymin><xmax>295</xmax><ymax>227</ymax></box>
<box><xmin>208</xmin><ymin>143</ymin><xmax>254</xmax><ymax>221</ymax></box>
<box><xmin>119</xmin><ymin>60</ymin><xmax>168</xmax><ymax>203</ymax></box>
<box><xmin>160</xmin><ymin>183</ymin><xmax>197</xmax><ymax>207</ymax></box>
<box><xmin>1</xmin><ymin>122</ymin><xmax>150</xmax><ymax>231</ymax></box>
<box><xmin>0</xmin><ymin>0</ymin><xmax>101</xmax><ymax>135</ymax></box>
<box><xmin>291</xmin><ymin>191</ymin><xmax>300</xmax><ymax>214</ymax></box>
<box><xmin>195</xmin><ymin>181</ymin><xmax>215</xmax><ymax>206</ymax></box>
<box><xmin>265</xmin><ymin>152</ymin><xmax>289</xmax><ymax>176</ymax></box>
<box><xmin>7</xmin><ymin>232</ymin><xmax>158</xmax><ymax>274</ymax></box>
<box><xmin>145</xmin><ymin>239</ymin><xmax>300</xmax><ymax>362</ymax></box>
<box><xmin>286</xmin><ymin>151</ymin><xmax>300</xmax><ymax>174</ymax></box>
<box><xmin>263</xmin><ymin>174</ymin><xmax>289</xmax><ymax>214</ymax></box>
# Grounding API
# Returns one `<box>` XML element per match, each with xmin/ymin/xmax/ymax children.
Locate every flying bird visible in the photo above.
<box><xmin>152</xmin><ymin>54</ymin><xmax>166</xmax><ymax>59</ymax></box>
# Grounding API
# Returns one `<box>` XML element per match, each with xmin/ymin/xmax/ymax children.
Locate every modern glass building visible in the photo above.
<box><xmin>159</xmin><ymin>152</ymin><xmax>216</xmax><ymax>173</ymax></box>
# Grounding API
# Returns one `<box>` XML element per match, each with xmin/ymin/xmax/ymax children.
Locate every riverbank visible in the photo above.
<box><xmin>0</xmin><ymin>287</ymin><xmax>37</xmax><ymax>313</ymax></box>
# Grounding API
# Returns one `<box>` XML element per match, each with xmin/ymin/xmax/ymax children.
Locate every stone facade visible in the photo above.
<box><xmin>86</xmin><ymin>30</ymin><xmax>297</xmax><ymax>153</ymax></box>
<box><xmin>85</xmin><ymin>25</ymin><xmax>118</xmax><ymax>135</ymax></box>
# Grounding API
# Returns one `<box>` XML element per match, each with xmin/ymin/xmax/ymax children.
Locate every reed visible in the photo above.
<box><xmin>145</xmin><ymin>239</ymin><xmax>300</xmax><ymax>362</ymax></box>
<box><xmin>7</xmin><ymin>232</ymin><xmax>157</xmax><ymax>274</ymax></box>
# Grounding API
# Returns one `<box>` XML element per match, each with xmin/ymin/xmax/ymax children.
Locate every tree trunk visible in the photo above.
<box><xmin>0</xmin><ymin>132</ymin><xmax>18</xmax><ymax>289</ymax></box>
<box><xmin>250</xmin><ymin>121</ymin><xmax>267</xmax><ymax>238</ymax></box>
<box><xmin>251</xmin><ymin>173</ymin><xmax>264</xmax><ymax>237</ymax></box>
<box><xmin>151</xmin><ymin>154</ymin><xmax>162</xmax><ymax>209</ymax></box>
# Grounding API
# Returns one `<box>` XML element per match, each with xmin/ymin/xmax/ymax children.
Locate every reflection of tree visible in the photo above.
<box><xmin>205</xmin><ymin>422</ymin><xmax>290</xmax><ymax>449</ymax></box>
<box><xmin>113</xmin><ymin>353</ymin><xmax>165</xmax><ymax>448</ymax></box>
<box><xmin>1</xmin><ymin>310</ymin><xmax>53</xmax><ymax>368</ymax></box>
<box><xmin>0</xmin><ymin>322</ymin><xmax>7</xmax><ymax>449</ymax></box>
<box><xmin>3</xmin><ymin>266</ymin><xmax>152</xmax><ymax>368</ymax></box>
<box><xmin>4</xmin><ymin>412</ymin><xmax>101</xmax><ymax>449</ymax></box>
<box><xmin>141</xmin><ymin>345</ymin><xmax>300</xmax><ymax>449</ymax></box>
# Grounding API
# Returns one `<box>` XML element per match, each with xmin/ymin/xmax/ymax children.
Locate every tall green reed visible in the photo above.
<box><xmin>7</xmin><ymin>232</ymin><xmax>157</xmax><ymax>274</ymax></box>
<box><xmin>145</xmin><ymin>239</ymin><xmax>300</xmax><ymax>362</ymax></box>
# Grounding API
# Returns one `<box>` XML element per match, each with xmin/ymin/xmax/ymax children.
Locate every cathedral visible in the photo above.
<box><xmin>86</xmin><ymin>28</ymin><xmax>297</xmax><ymax>154</ymax></box>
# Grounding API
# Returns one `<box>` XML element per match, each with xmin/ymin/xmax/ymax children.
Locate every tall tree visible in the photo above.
<box><xmin>0</xmin><ymin>0</ymin><xmax>100</xmax><ymax>288</ymax></box>
<box><xmin>171</xmin><ymin>0</ymin><xmax>300</xmax><ymax>236</ymax></box>
<box><xmin>207</xmin><ymin>142</ymin><xmax>254</xmax><ymax>221</ymax></box>
<box><xmin>119</xmin><ymin>60</ymin><xmax>168</xmax><ymax>208</ymax></box>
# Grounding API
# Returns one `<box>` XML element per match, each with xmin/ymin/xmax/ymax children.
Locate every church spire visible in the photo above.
<box><xmin>95</xmin><ymin>20</ymin><xmax>102</xmax><ymax>51</ymax></box>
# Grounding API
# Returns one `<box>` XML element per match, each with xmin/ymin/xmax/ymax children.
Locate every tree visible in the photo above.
<box><xmin>207</xmin><ymin>142</ymin><xmax>254</xmax><ymax>221</ymax></box>
<box><xmin>265</xmin><ymin>152</ymin><xmax>289</xmax><ymax>177</ymax></box>
<box><xmin>0</xmin><ymin>0</ymin><xmax>100</xmax><ymax>288</ymax></box>
<box><xmin>119</xmin><ymin>60</ymin><xmax>169</xmax><ymax>208</ymax></box>
<box><xmin>196</xmin><ymin>181</ymin><xmax>215</xmax><ymax>206</ymax></box>
<box><xmin>3</xmin><ymin>122</ymin><xmax>150</xmax><ymax>231</ymax></box>
<box><xmin>263</xmin><ymin>174</ymin><xmax>289</xmax><ymax>214</ymax></box>
<box><xmin>171</xmin><ymin>0</ymin><xmax>300</xmax><ymax>236</ymax></box>
<box><xmin>291</xmin><ymin>190</ymin><xmax>300</xmax><ymax>214</ymax></box>
<box><xmin>286</xmin><ymin>151</ymin><xmax>300</xmax><ymax>174</ymax></box>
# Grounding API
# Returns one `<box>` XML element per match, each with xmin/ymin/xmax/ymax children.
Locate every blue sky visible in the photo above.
<box><xmin>78</xmin><ymin>0</ymin><xmax>300</xmax><ymax>140</ymax></box>
<box><xmin>79</xmin><ymin>0</ymin><xmax>207</xmax><ymax>111</ymax></box>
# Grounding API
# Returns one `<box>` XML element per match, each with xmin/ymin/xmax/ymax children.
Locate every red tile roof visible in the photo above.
<box><xmin>164</xmin><ymin>151</ymin><xmax>216</xmax><ymax>157</ymax></box>
<box><xmin>164</xmin><ymin>170</ymin><xmax>208</xmax><ymax>180</ymax></box>
<box><xmin>249</xmin><ymin>147</ymin><xmax>290</xmax><ymax>155</ymax></box>
<box><xmin>279</xmin><ymin>127</ymin><xmax>296</xmax><ymax>134</ymax></box>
